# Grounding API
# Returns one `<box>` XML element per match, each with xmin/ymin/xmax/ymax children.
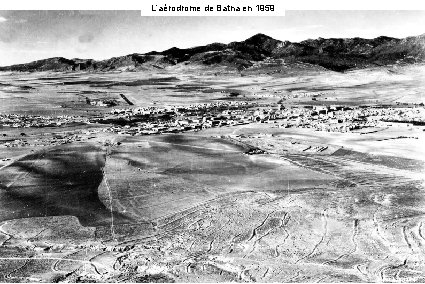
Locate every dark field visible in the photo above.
<box><xmin>0</xmin><ymin>143</ymin><xmax>129</xmax><ymax>227</ymax></box>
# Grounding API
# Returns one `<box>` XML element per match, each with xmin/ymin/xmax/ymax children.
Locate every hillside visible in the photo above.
<box><xmin>1</xmin><ymin>33</ymin><xmax>424</xmax><ymax>72</ymax></box>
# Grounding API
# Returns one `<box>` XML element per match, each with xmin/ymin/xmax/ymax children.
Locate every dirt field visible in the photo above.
<box><xmin>99</xmin><ymin>134</ymin><xmax>335</xmax><ymax>224</ymax></box>
<box><xmin>0</xmin><ymin>65</ymin><xmax>424</xmax><ymax>282</ymax></box>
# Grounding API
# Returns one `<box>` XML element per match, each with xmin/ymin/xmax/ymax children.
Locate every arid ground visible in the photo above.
<box><xmin>0</xmin><ymin>64</ymin><xmax>424</xmax><ymax>282</ymax></box>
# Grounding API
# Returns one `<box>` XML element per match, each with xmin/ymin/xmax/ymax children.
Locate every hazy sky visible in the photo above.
<box><xmin>0</xmin><ymin>10</ymin><xmax>424</xmax><ymax>66</ymax></box>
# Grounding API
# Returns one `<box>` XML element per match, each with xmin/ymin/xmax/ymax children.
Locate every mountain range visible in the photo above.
<box><xmin>1</xmin><ymin>33</ymin><xmax>424</xmax><ymax>73</ymax></box>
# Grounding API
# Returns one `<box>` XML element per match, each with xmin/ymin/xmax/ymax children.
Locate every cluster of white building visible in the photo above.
<box><xmin>0</xmin><ymin>114</ymin><xmax>88</xmax><ymax>128</ymax></box>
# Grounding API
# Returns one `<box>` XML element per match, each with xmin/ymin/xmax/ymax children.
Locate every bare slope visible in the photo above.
<box><xmin>1</xmin><ymin>33</ymin><xmax>425</xmax><ymax>72</ymax></box>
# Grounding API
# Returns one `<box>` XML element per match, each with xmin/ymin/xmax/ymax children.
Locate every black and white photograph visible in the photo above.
<box><xmin>0</xmin><ymin>5</ymin><xmax>425</xmax><ymax>283</ymax></box>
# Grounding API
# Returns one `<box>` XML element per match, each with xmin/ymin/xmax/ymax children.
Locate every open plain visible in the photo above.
<box><xmin>0</xmin><ymin>51</ymin><xmax>425</xmax><ymax>282</ymax></box>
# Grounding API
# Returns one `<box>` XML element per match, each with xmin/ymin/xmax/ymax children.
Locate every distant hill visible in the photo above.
<box><xmin>1</xmin><ymin>33</ymin><xmax>424</xmax><ymax>72</ymax></box>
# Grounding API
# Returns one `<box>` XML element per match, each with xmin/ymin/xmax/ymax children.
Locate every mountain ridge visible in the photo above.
<box><xmin>1</xmin><ymin>33</ymin><xmax>424</xmax><ymax>72</ymax></box>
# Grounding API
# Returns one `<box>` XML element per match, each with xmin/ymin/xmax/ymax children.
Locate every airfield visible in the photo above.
<box><xmin>0</xmin><ymin>64</ymin><xmax>424</xmax><ymax>282</ymax></box>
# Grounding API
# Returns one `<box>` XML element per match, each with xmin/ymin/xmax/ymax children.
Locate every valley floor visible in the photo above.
<box><xmin>0</xmin><ymin>66</ymin><xmax>424</xmax><ymax>282</ymax></box>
